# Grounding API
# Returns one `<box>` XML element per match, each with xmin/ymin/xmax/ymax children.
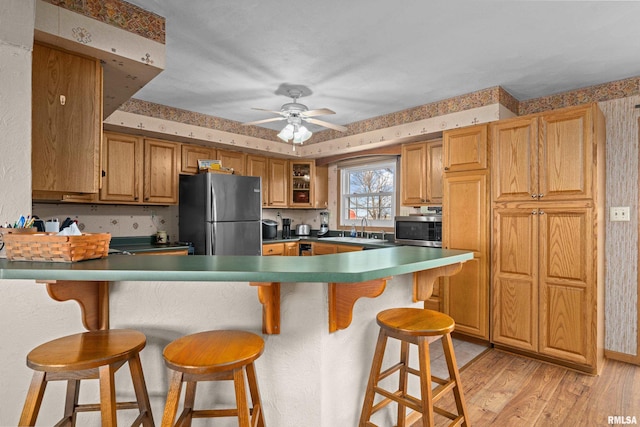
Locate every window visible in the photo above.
<box><xmin>340</xmin><ymin>158</ymin><xmax>397</xmax><ymax>228</ymax></box>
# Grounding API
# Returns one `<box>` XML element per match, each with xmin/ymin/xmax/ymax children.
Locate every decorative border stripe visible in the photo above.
<box><xmin>42</xmin><ymin>0</ymin><xmax>165</xmax><ymax>44</ymax></box>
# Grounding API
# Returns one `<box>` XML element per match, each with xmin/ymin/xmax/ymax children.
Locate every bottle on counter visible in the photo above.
<box><xmin>350</xmin><ymin>223</ymin><xmax>357</xmax><ymax>238</ymax></box>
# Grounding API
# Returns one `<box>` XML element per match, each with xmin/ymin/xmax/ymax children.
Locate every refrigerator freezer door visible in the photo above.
<box><xmin>206</xmin><ymin>174</ymin><xmax>261</xmax><ymax>222</ymax></box>
<box><xmin>207</xmin><ymin>221</ymin><xmax>262</xmax><ymax>256</ymax></box>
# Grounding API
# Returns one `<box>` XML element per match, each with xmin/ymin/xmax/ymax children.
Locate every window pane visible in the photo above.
<box><xmin>340</xmin><ymin>160</ymin><xmax>396</xmax><ymax>227</ymax></box>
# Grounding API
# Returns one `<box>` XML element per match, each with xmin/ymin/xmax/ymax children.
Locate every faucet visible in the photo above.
<box><xmin>360</xmin><ymin>217</ymin><xmax>369</xmax><ymax>238</ymax></box>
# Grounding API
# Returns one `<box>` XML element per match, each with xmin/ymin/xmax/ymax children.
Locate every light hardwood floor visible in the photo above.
<box><xmin>411</xmin><ymin>348</ymin><xmax>640</xmax><ymax>426</ymax></box>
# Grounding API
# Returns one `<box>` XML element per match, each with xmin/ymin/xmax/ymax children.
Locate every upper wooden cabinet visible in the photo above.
<box><xmin>101</xmin><ymin>132</ymin><xmax>142</xmax><ymax>203</ymax></box>
<box><xmin>144</xmin><ymin>138</ymin><xmax>179</xmax><ymax>204</ymax></box>
<box><xmin>290</xmin><ymin>161</ymin><xmax>315</xmax><ymax>208</ymax></box>
<box><xmin>491</xmin><ymin>104</ymin><xmax>600</xmax><ymax>203</ymax></box>
<box><xmin>101</xmin><ymin>132</ymin><xmax>178</xmax><ymax>205</ymax></box>
<box><xmin>246</xmin><ymin>155</ymin><xmax>269</xmax><ymax>206</ymax></box>
<box><xmin>32</xmin><ymin>43</ymin><xmax>102</xmax><ymax>197</ymax></box>
<box><xmin>181</xmin><ymin>144</ymin><xmax>216</xmax><ymax>174</ymax></box>
<box><xmin>443</xmin><ymin>124</ymin><xmax>488</xmax><ymax>172</ymax></box>
<box><xmin>401</xmin><ymin>140</ymin><xmax>443</xmax><ymax>206</ymax></box>
<box><xmin>268</xmin><ymin>158</ymin><xmax>289</xmax><ymax>208</ymax></box>
<box><xmin>217</xmin><ymin>149</ymin><xmax>246</xmax><ymax>175</ymax></box>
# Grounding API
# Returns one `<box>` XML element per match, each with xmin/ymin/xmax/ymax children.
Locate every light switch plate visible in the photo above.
<box><xmin>610</xmin><ymin>206</ymin><xmax>630</xmax><ymax>222</ymax></box>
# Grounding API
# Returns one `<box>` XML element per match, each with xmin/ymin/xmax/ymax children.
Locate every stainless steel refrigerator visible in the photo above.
<box><xmin>179</xmin><ymin>173</ymin><xmax>262</xmax><ymax>255</ymax></box>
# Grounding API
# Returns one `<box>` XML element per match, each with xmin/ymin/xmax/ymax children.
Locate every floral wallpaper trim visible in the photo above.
<box><xmin>118</xmin><ymin>76</ymin><xmax>640</xmax><ymax>148</ymax></box>
<box><xmin>41</xmin><ymin>0</ymin><xmax>165</xmax><ymax>44</ymax></box>
<box><xmin>519</xmin><ymin>76</ymin><xmax>640</xmax><ymax>115</ymax></box>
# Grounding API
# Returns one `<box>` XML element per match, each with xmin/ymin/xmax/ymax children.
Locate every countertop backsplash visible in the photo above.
<box><xmin>32</xmin><ymin>203</ymin><xmax>328</xmax><ymax>242</ymax></box>
<box><xmin>32</xmin><ymin>203</ymin><xmax>179</xmax><ymax>240</ymax></box>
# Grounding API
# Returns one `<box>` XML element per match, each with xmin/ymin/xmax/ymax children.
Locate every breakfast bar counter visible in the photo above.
<box><xmin>0</xmin><ymin>247</ymin><xmax>472</xmax><ymax>426</ymax></box>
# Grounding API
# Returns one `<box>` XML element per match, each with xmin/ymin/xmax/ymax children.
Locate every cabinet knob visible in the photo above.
<box><xmin>538</xmin><ymin>193</ymin><xmax>544</xmax><ymax>198</ymax></box>
<box><xmin>444</xmin><ymin>167</ymin><xmax>449</xmax><ymax>171</ymax></box>
<box><xmin>531</xmin><ymin>194</ymin><xmax>538</xmax><ymax>199</ymax></box>
<box><xmin>539</xmin><ymin>210</ymin><xmax>545</xmax><ymax>215</ymax></box>
<box><xmin>532</xmin><ymin>210</ymin><xmax>538</xmax><ymax>215</ymax></box>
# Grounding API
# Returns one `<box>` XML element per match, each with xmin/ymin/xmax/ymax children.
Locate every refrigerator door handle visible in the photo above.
<box><xmin>209</xmin><ymin>223</ymin><xmax>216</xmax><ymax>255</ymax></box>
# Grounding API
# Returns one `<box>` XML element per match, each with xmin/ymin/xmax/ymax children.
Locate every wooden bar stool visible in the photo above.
<box><xmin>359</xmin><ymin>308</ymin><xmax>470</xmax><ymax>427</ymax></box>
<box><xmin>161</xmin><ymin>330</ymin><xmax>266</xmax><ymax>427</ymax></box>
<box><xmin>19</xmin><ymin>329</ymin><xmax>154</xmax><ymax>427</ymax></box>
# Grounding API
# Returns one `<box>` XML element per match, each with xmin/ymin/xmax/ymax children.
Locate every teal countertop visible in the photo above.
<box><xmin>0</xmin><ymin>247</ymin><xmax>472</xmax><ymax>283</ymax></box>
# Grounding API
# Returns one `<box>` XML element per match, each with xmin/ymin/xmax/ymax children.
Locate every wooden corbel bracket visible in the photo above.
<box><xmin>38</xmin><ymin>280</ymin><xmax>110</xmax><ymax>331</ymax></box>
<box><xmin>328</xmin><ymin>278</ymin><xmax>388</xmax><ymax>333</ymax></box>
<box><xmin>250</xmin><ymin>282</ymin><xmax>281</xmax><ymax>334</ymax></box>
<box><xmin>412</xmin><ymin>262</ymin><xmax>464</xmax><ymax>302</ymax></box>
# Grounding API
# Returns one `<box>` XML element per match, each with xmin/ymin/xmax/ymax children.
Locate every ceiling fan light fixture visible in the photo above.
<box><xmin>293</xmin><ymin>125</ymin><xmax>312</xmax><ymax>144</ymax></box>
<box><xmin>277</xmin><ymin>124</ymin><xmax>295</xmax><ymax>141</ymax></box>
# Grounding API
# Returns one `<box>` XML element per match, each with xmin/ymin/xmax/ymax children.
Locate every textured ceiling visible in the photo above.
<box><xmin>124</xmin><ymin>0</ymin><xmax>640</xmax><ymax>133</ymax></box>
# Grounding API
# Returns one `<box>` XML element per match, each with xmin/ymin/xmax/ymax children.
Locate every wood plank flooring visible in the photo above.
<box><xmin>411</xmin><ymin>349</ymin><xmax>640</xmax><ymax>426</ymax></box>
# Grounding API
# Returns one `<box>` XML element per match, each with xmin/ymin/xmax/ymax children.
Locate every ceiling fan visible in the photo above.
<box><xmin>242</xmin><ymin>88</ymin><xmax>348</xmax><ymax>146</ymax></box>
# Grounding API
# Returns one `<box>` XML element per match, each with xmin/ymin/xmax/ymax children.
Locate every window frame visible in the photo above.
<box><xmin>338</xmin><ymin>158</ymin><xmax>397</xmax><ymax>229</ymax></box>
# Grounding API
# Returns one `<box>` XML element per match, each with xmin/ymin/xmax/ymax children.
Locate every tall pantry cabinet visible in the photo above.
<box><xmin>442</xmin><ymin>124</ymin><xmax>490</xmax><ymax>340</ymax></box>
<box><xmin>491</xmin><ymin>103</ymin><xmax>605</xmax><ymax>374</ymax></box>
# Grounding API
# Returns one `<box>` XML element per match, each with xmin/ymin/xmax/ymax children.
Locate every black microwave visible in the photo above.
<box><xmin>394</xmin><ymin>214</ymin><xmax>442</xmax><ymax>247</ymax></box>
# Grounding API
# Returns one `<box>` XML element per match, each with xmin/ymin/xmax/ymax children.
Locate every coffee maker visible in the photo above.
<box><xmin>281</xmin><ymin>218</ymin><xmax>292</xmax><ymax>239</ymax></box>
<box><xmin>318</xmin><ymin>211</ymin><xmax>329</xmax><ymax>237</ymax></box>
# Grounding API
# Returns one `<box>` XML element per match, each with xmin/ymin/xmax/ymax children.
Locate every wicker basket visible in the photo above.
<box><xmin>2</xmin><ymin>232</ymin><xmax>111</xmax><ymax>262</ymax></box>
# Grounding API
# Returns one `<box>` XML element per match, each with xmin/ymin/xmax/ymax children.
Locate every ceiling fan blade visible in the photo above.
<box><xmin>301</xmin><ymin>108</ymin><xmax>336</xmax><ymax>117</ymax></box>
<box><xmin>304</xmin><ymin>117</ymin><xmax>348</xmax><ymax>132</ymax></box>
<box><xmin>251</xmin><ymin>107</ymin><xmax>284</xmax><ymax>115</ymax></box>
<box><xmin>242</xmin><ymin>117</ymin><xmax>286</xmax><ymax>126</ymax></box>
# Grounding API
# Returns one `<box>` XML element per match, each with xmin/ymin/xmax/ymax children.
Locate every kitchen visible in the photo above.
<box><xmin>2</xmin><ymin>1</ymin><xmax>640</xmax><ymax>426</ymax></box>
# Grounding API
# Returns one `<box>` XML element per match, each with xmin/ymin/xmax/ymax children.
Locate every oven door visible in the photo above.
<box><xmin>394</xmin><ymin>216</ymin><xmax>442</xmax><ymax>247</ymax></box>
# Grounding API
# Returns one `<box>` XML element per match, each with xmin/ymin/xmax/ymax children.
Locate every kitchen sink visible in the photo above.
<box><xmin>320</xmin><ymin>236</ymin><xmax>387</xmax><ymax>245</ymax></box>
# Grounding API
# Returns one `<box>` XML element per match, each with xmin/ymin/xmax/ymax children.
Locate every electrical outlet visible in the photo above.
<box><xmin>610</xmin><ymin>206</ymin><xmax>630</xmax><ymax>222</ymax></box>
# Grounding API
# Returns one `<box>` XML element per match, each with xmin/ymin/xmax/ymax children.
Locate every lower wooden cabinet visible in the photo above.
<box><xmin>442</xmin><ymin>170</ymin><xmax>490</xmax><ymax>340</ymax></box>
<box><xmin>312</xmin><ymin>242</ymin><xmax>337</xmax><ymax>255</ymax></box>
<box><xmin>262</xmin><ymin>242</ymin><xmax>299</xmax><ymax>256</ymax></box>
<box><xmin>337</xmin><ymin>244</ymin><xmax>363</xmax><ymax>253</ymax></box>
<box><xmin>492</xmin><ymin>205</ymin><xmax>600</xmax><ymax>371</ymax></box>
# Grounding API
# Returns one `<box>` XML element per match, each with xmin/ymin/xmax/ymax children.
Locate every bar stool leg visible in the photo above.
<box><xmin>397</xmin><ymin>340</ymin><xmax>410</xmax><ymax>427</ymax></box>
<box><xmin>128</xmin><ymin>353</ymin><xmax>155</xmax><ymax>427</ymax></box>
<box><xmin>161</xmin><ymin>370</ymin><xmax>184</xmax><ymax>427</ymax></box>
<box><xmin>417</xmin><ymin>337</ymin><xmax>434</xmax><ymax>427</ymax></box>
<box><xmin>233</xmin><ymin>368</ymin><xmax>251</xmax><ymax>427</ymax></box>
<box><xmin>359</xmin><ymin>329</ymin><xmax>388</xmax><ymax>427</ymax></box>
<box><xmin>178</xmin><ymin>381</ymin><xmax>197</xmax><ymax>427</ymax></box>
<box><xmin>18</xmin><ymin>371</ymin><xmax>47</xmax><ymax>426</ymax></box>
<box><xmin>441</xmin><ymin>334</ymin><xmax>470</xmax><ymax>426</ymax></box>
<box><xmin>62</xmin><ymin>379</ymin><xmax>80</xmax><ymax>426</ymax></box>
<box><xmin>245</xmin><ymin>362</ymin><xmax>265</xmax><ymax>427</ymax></box>
<box><xmin>99</xmin><ymin>364</ymin><xmax>117</xmax><ymax>427</ymax></box>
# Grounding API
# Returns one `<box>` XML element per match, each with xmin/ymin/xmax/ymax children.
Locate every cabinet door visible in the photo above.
<box><xmin>443</xmin><ymin>124</ymin><xmax>488</xmax><ymax>172</ymax></box>
<box><xmin>401</xmin><ymin>142</ymin><xmax>428</xmax><ymax>205</ymax></box>
<box><xmin>263</xmin><ymin>243</ymin><xmax>285</xmax><ymax>256</ymax></box>
<box><xmin>539</xmin><ymin>106</ymin><xmax>594</xmax><ymax>201</ymax></box>
<box><xmin>181</xmin><ymin>144</ymin><xmax>215</xmax><ymax>174</ymax></box>
<box><xmin>284</xmin><ymin>242</ymin><xmax>299</xmax><ymax>256</ymax></box>
<box><xmin>290</xmin><ymin>161</ymin><xmax>314</xmax><ymax>207</ymax></box>
<box><xmin>312</xmin><ymin>242</ymin><xmax>337</xmax><ymax>255</ymax></box>
<box><xmin>443</xmin><ymin>170</ymin><xmax>489</xmax><ymax>339</ymax></box>
<box><xmin>314</xmin><ymin>165</ymin><xmax>329</xmax><ymax>209</ymax></box>
<box><xmin>337</xmin><ymin>244</ymin><xmax>363</xmax><ymax>253</ymax></box>
<box><xmin>268</xmin><ymin>158</ymin><xmax>288</xmax><ymax>207</ymax></box>
<box><xmin>246</xmin><ymin>155</ymin><xmax>269</xmax><ymax>206</ymax></box>
<box><xmin>101</xmin><ymin>132</ymin><xmax>142</xmax><ymax>202</ymax></box>
<box><xmin>32</xmin><ymin>43</ymin><xmax>101</xmax><ymax>194</ymax></box>
<box><xmin>144</xmin><ymin>139</ymin><xmax>179</xmax><ymax>204</ymax></box>
<box><xmin>491</xmin><ymin>117</ymin><xmax>538</xmax><ymax>202</ymax></box>
<box><xmin>217</xmin><ymin>149</ymin><xmax>246</xmax><ymax>175</ymax></box>
<box><xmin>538</xmin><ymin>206</ymin><xmax>593</xmax><ymax>365</ymax></box>
<box><xmin>491</xmin><ymin>208</ymin><xmax>538</xmax><ymax>351</ymax></box>
<box><xmin>426</xmin><ymin>141</ymin><xmax>443</xmax><ymax>204</ymax></box>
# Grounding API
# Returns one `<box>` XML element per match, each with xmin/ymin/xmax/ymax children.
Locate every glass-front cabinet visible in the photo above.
<box><xmin>290</xmin><ymin>161</ymin><xmax>314</xmax><ymax>207</ymax></box>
